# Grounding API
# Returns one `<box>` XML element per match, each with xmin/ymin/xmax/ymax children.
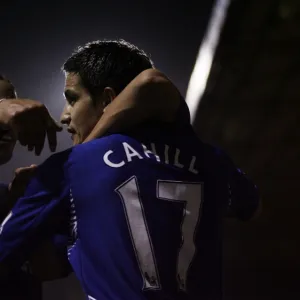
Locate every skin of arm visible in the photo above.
<box><xmin>84</xmin><ymin>69</ymin><xmax>182</xmax><ymax>142</ymax></box>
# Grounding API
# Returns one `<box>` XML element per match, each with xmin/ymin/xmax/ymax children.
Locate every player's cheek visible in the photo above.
<box><xmin>81</xmin><ymin>108</ymin><xmax>96</xmax><ymax>140</ymax></box>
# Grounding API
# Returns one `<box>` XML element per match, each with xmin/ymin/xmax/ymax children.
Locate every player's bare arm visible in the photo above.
<box><xmin>84</xmin><ymin>69</ymin><xmax>182</xmax><ymax>142</ymax></box>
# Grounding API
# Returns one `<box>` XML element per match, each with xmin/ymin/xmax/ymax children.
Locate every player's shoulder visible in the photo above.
<box><xmin>32</xmin><ymin>148</ymin><xmax>74</xmax><ymax>187</ymax></box>
<box><xmin>74</xmin><ymin>134</ymin><xmax>137</xmax><ymax>152</ymax></box>
<box><xmin>68</xmin><ymin>134</ymin><xmax>137</xmax><ymax>162</ymax></box>
<box><xmin>40</xmin><ymin>147</ymin><xmax>73</xmax><ymax>171</ymax></box>
<box><xmin>66</xmin><ymin>135</ymin><xmax>145</xmax><ymax>175</ymax></box>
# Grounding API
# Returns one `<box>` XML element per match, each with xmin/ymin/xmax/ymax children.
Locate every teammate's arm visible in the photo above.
<box><xmin>0</xmin><ymin>98</ymin><xmax>62</xmax><ymax>156</ymax></box>
<box><xmin>84</xmin><ymin>69</ymin><xmax>182</xmax><ymax>142</ymax></box>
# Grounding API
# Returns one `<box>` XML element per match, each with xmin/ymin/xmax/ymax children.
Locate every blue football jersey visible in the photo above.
<box><xmin>0</xmin><ymin>125</ymin><xmax>259</xmax><ymax>300</ymax></box>
<box><xmin>0</xmin><ymin>183</ymin><xmax>42</xmax><ymax>300</ymax></box>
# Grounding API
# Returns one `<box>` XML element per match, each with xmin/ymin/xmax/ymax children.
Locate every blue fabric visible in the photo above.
<box><xmin>0</xmin><ymin>127</ymin><xmax>259</xmax><ymax>300</ymax></box>
<box><xmin>0</xmin><ymin>183</ymin><xmax>42</xmax><ymax>300</ymax></box>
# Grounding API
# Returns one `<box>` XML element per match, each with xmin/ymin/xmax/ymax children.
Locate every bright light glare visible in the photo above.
<box><xmin>186</xmin><ymin>0</ymin><xmax>231</xmax><ymax>122</ymax></box>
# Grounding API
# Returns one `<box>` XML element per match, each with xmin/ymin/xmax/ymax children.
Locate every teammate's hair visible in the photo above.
<box><xmin>62</xmin><ymin>39</ymin><xmax>154</xmax><ymax>100</ymax></box>
<box><xmin>0</xmin><ymin>74</ymin><xmax>17</xmax><ymax>98</ymax></box>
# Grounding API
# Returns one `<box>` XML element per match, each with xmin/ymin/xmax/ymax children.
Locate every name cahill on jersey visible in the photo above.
<box><xmin>103</xmin><ymin>141</ymin><xmax>199</xmax><ymax>174</ymax></box>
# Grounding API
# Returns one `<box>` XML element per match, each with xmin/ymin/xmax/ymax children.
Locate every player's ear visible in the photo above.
<box><xmin>102</xmin><ymin>87</ymin><xmax>116</xmax><ymax>109</ymax></box>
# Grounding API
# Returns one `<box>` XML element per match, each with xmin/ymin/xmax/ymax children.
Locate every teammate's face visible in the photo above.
<box><xmin>61</xmin><ymin>73</ymin><xmax>104</xmax><ymax>145</ymax></box>
<box><xmin>0</xmin><ymin>128</ymin><xmax>16</xmax><ymax>165</ymax></box>
<box><xmin>0</xmin><ymin>80</ymin><xmax>17</xmax><ymax>165</ymax></box>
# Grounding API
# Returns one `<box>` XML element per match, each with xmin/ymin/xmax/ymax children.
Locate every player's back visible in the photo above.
<box><xmin>66</xmin><ymin>125</ymin><xmax>238</xmax><ymax>300</ymax></box>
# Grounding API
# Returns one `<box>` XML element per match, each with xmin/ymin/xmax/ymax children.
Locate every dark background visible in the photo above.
<box><xmin>1</xmin><ymin>0</ymin><xmax>299</xmax><ymax>299</ymax></box>
<box><xmin>0</xmin><ymin>0</ymin><xmax>213</xmax><ymax>179</ymax></box>
<box><xmin>0</xmin><ymin>0</ymin><xmax>213</xmax><ymax>176</ymax></box>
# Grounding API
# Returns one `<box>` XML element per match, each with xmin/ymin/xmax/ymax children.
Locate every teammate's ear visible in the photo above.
<box><xmin>102</xmin><ymin>87</ymin><xmax>116</xmax><ymax>108</ymax></box>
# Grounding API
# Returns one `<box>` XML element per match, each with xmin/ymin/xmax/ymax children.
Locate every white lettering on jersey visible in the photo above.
<box><xmin>150</xmin><ymin>143</ymin><xmax>160</xmax><ymax>162</ymax></box>
<box><xmin>174</xmin><ymin>148</ymin><xmax>184</xmax><ymax>168</ymax></box>
<box><xmin>189</xmin><ymin>156</ymin><xmax>199</xmax><ymax>174</ymax></box>
<box><xmin>123</xmin><ymin>142</ymin><xmax>143</xmax><ymax>162</ymax></box>
<box><xmin>116</xmin><ymin>176</ymin><xmax>160</xmax><ymax>290</ymax></box>
<box><xmin>164</xmin><ymin>144</ymin><xmax>169</xmax><ymax>164</ymax></box>
<box><xmin>103</xmin><ymin>150</ymin><xmax>125</xmax><ymax>168</ymax></box>
<box><xmin>103</xmin><ymin>142</ymin><xmax>199</xmax><ymax>174</ymax></box>
<box><xmin>116</xmin><ymin>176</ymin><xmax>203</xmax><ymax>292</ymax></box>
<box><xmin>157</xmin><ymin>180</ymin><xmax>202</xmax><ymax>290</ymax></box>
<box><xmin>142</xmin><ymin>143</ymin><xmax>160</xmax><ymax>162</ymax></box>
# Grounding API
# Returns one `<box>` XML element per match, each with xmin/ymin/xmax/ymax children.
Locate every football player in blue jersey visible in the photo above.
<box><xmin>0</xmin><ymin>76</ymin><xmax>43</xmax><ymax>300</ymax></box>
<box><xmin>0</xmin><ymin>40</ymin><xmax>259</xmax><ymax>300</ymax></box>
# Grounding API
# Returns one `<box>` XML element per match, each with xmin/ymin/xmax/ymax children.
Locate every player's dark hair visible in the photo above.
<box><xmin>0</xmin><ymin>74</ymin><xmax>16</xmax><ymax>98</ymax></box>
<box><xmin>62</xmin><ymin>39</ymin><xmax>154</xmax><ymax>100</ymax></box>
